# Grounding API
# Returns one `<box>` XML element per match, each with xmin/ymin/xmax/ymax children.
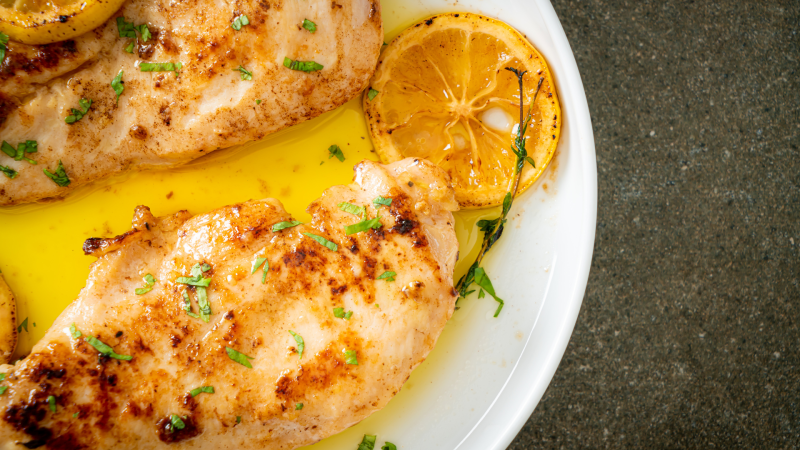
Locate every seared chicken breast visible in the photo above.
<box><xmin>0</xmin><ymin>0</ymin><xmax>382</xmax><ymax>206</ymax></box>
<box><xmin>0</xmin><ymin>158</ymin><xmax>459</xmax><ymax>449</ymax></box>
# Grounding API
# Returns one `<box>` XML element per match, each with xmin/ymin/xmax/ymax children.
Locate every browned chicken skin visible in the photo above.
<box><xmin>0</xmin><ymin>158</ymin><xmax>459</xmax><ymax>449</ymax></box>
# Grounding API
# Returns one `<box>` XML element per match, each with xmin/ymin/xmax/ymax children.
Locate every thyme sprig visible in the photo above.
<box><xmin>455</xmin><ymin>68</ymin><xmax>544</xmax><ymax>317</ymax></box>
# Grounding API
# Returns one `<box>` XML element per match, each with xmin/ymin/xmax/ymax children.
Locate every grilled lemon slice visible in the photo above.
<box><xmin>0</xmin><ymin>0</ymin><xmax>126</xmax><ymax>45</ymax></box>
<box><xmin>364</xmin><ymin>12</ymin><xmax>561</xmax><ymax>208</ymax></box>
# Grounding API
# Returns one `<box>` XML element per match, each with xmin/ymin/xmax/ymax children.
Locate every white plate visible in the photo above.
<box><xmin>307</xmin><ymin>0</ymin><xmax>597</xmax><ymax>448</ymax></box>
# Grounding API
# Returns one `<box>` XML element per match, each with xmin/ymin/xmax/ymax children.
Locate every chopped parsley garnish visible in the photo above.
<box><xmin>303</xmin><ymin>233</ymin><xmax>338</xmax><ymax>251</ymax></box>
<box><xmin>0</xmin><ymin>32</ymin><xmax>8</xmax><ymax>63</ymax></box>
<box><xmin>17</xmin><ymin>317</ymin><xmax>27</xmax><ymax>333</ymax></box>
<box><xmin>136</xmin><ymin>24</ymin><xmax>151</xmax><ymax>42</ymax></box>
<box><xmin>256</xmin><ymin>99</ymin><xmax>262</xmax><ymax>104</ymax></box>
<box><xmin>327</xmin><ymin>144</ymin><xmax>345</xmax><ymax>161</ymax></box>
<box><xmin>69</xmin><ymin>323</ymin><xmax>82</xmax><ymax>339</ymax></box>
<box><xmin>372</xmin><ymin>196</ymin><xmax>392</xmax><ymax>208</ymax></box>
<box><xmin>2</xmin><ymin>140</ymin><xmax>38</xmax><ymax>164</ymax></box>
<box><xmin>111</xmin><ymin>71</ymin><xmax>124</xmax><ymax>103</ymax></box>
<box><xmin>169</xmin><ymin>414</ymin><xmax>186</xmax><ymax>432</ymax></box>
<box><xmin>302</xmin><ymin>19</ymin><xmax>316</xmax><ymax>33</ymax></box>
<box><xmin>251</xmin><ymin>256</ymin><xmax>269</xmax><ymax>284</ymax></box>
<box><xmin>43</xmin><ymin>160</ymin><xmax>70</xmax><ymax>186</ymax></box>
<box><xmin>333</xmin><ymin>307</ymin><xmax>352</xmax><ymax>320</ymax></box>
<box><xmin>73</xmin><ymin>412</ymin><xmax>79</xmax><ymax>418</ymax></box>
<box><xmin>283</xmin><ymin>57</ymin><xmax>324</xmax><ymax>73</ymax></box>
<box><xmin>65</xmin><ymin>98</ymin><xmax>92</xmax><ymax>124</ymax></box>
<box><xmin>236</xmin><ymin>415</ymin><xmax>242</xmax><ymax>424</ymax></box>
<box><xmin>135</xmin><ymin>273</ymin><xmax>156</xmax><ymax>295</ymax></box>
<box><xmin>295</xmin><ymin>402</ymin><xmax>304</xmax><ymax>410</ymax></box>
<box><xmin>140</xmin><ymin>62</ymin><xmax>183</xmax><ymax>72</ymax></box>
<box><xmin>0</xmin><ymin>374</ymin><xmax>5</xmax><ymax>381</ymax></box>
<box><xmin>0</xmin><ymin>166</ymin><xmax>17</xmax><ymax>179</ymax></box>
<box><xmin>344</xmin><ymin>217</ymin><xmax>382</xmax><ymax>235</ymax></box>
<box><xmin>189</xmin><ymin>386</ymin><xmax>215</xmax><ymax>397</ymax></box>
<box><xmin>357</xmin><ymin>434</ymin><xmax>376</xmax><ymax>450</ymax></box>
<box><xmin>381</xmin><ymin>443</ymin><xmax>397</xmax><ymax>450</ymax></box>
<box><xmin>86</xmin><ymin>335</ymin><xmax>133</xmax><ymax>361</ymax></box>
<box><xmin>473</xmin><ymin>267</ymin><xmax>504</xmax><ymax>317</ymax></box>
<box><xmin>176</xmin><ymin>264</ymin><xmax>212</xmax><ymax>287</ymax></box>
<box><xmin>0</xmin><ymin>386</ymin><xmax>7</xmax><ymax>395</ymax></box>
<box><xmin>233</xmin><ymin>65</ymin><xmax>253</xmax><ymax>80</ymax></box>
<box><xmin>47</xmin><ymin>395</ymin><xmax>56</xmax><ymax>412</ymax></box>
<box><xmin>231</xmin><ymin>14</ymin><xmax>250</xmax><ymax>30</ymax></box>
<box><xmin>182</xmin><ymin>290</ymin><xmax>200</xmax><ymax>318</ymax></box>
<box><xmin>272</xmin><ymin>220</ymin><xmax>302</xmax><ymax>232</ymax></box>
<box><xmin>376</xmin><ymin>271</ymin><xmax>396</xmax><ymax>282</ymax></box>
<box><xmin>343</xmin><ymin>349</ymin><xmax>358</xmax><ymax>365</ymax></box>
<box><xmin>117</xmin><ymin>17</ymin><xmax>137</xmax><ymax>38</ymax></box>
<box><xmin>338</xmin><ymin>202</ymin><xmax>365</xmax><ymax>217</ymax></box>
<box><xmin>124</xmin><ymin>41</ymin><xmax>135</xmax><ymax>53</ymax></box>
<box><xmin>226</xmin><ymin>346</ymin><xmax>254</xmax><ymax>368</ymax></box>
<box><xmin>368</xmin><ymin>88</ymin><xmax>379</xmax><ymax>101</ymax></box>
<box><xmin>288</xmin><ymin>330</ymin><xmax>304</xmax><ymax>359</ymax></box>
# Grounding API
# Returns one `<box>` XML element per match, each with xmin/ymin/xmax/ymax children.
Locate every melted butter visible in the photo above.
<box><xmin>0</xmin><ymin>2</ymin><xmax>509</xmax><ymax>446</ymax></box>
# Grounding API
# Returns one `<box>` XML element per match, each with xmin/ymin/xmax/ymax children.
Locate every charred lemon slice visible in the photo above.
<box><xmin>364</xmin><ymin>12</ymin><xmax>561</xmax><ymax>208</ymax></box>
<box><xmin>0</xmin><ymin>0</ymin><xmax>126</xmax><ymax>45</ymax></box>
<box><xmin>0</xmin><ymin>273</ymin><xmax>16</xmax><ymax>364</ymax></box>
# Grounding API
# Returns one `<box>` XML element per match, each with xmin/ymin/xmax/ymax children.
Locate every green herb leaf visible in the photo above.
<box><xmin>0</xmin><ymin>386</ymin><xmax>7</xmax><ymax>395</ymax></box>
<box><xmin>182</xmin><ymin>290</ymin><xmax>200</xmax><ymax>318</ymax></box>
<box><xmin>0</xmin><ymin>374</ymin><xmax>6</xmax><ymax>381</ymax></box>
<box><xmin>344</xmin><ymin>311</ymin><xmax>353</xmax><ymax>320</ymax></box>
<box><xmin>124</xmin><ymin>40</ymin><xmax>135</xmax><ymax>53</ymax></box>
<box><xmin>283</xmin><ymin>57</ymin><xmax>324</xmax><ymax>73</ymax></box>
<box><xmin>189</xmin><ymin>386</ymin><xmax>215</xmax><ymax>397</ymax></box>
<box><xmin>0</xmin><ymin>32</ymin><xmax>8</xmax><ymax>63</ymax></box>
<box><xmin>343</xmin><ymin>349</ymin><xmax>358</xmax><ymax>365</ymax></box>
<box><xmin>140</xmin><ymin>62</ymin><xmax>182</xmax><ymax>72</ymax></box>
<box><xmin>502</xmin><ymin>191</ymin><xmax>512</xmax><ymax>217</ymax></box>
<box><xmin>117</xmin><ymin>17</ymin><xmax>137</xmax><ymax>38</ymax></box>
<box><xmin>86</xmin><ymin>336</ymin><xmax>133</xmax><ymax>361</ymax></box>
<box><xmin>170</xmin><ymin>414</ymin><xmax>185</xmax><ymax>432</ymax></box>
<box><xmin>338</xmin><ymin>202</ymin><xmax>365</xmax><ymax>217</ymax></box>
<box><xmin>226</xmin><ymin>346</ymin><xmax>254</xmax><ymax>368</ymax></box>
<box><xmin>136</xmin><ymin>273</ymin><xmax>156</xmax><ymax>295</ymax></box>
<box><xmin>236</xmin><ymin>415</ymin><xmax>242</xmax><ymax>423</ymax></box>
<box><xmin>473</xmin><ymin>267</ymin><xmax>504</xmax><ymax>317</ymax></box>
<box><xmin>256</xmin><ymin>99</ymin><xmax>262</xmax><ymax>104</ymax></box>
<box><xmin>43</xmin><ymin>160</ymin><xmax>71</xmax><ymax>186</ymax></box>
<box><xmin>327</xmin><ymin>145</ymin><xmax>345</xmax><ymax>162</ymax></box>
<box><xmin>289</xmin><ymin>330</ymin><xmax>304</xmax><ymax>359</ymax></box>
<box><xmin>111</xmin><ymin>70</ymin><xmax>124</xmax><ymax>103</ymax></box>
<box><xmin>47</xmin><ymin>395</ymin><xmax>56</xmax><ymax>412</ymax></box>
<box><xmin>69</xmin><ymin>323</ymin><xmax>82</xmax><ymax>339</ymax></box>
<box><xmin>0</xmin><ymin>166</ymin><xmax>17</xmax><ymax>179</ymax></box>
<box><xmin>73</xmin><ymin>412</ymin><xmax>79</xmax><ymax>418</ymax></box>
<box><xmin>357</xmin><ymin>434</ymin><xmax>376</xmax><ymax>450</ymax></box>
<box><xmin>136</xmin><ymin>24</ymin><xmax>151</xmax><ymax>42</ymax></box>
<box><xmin>295</xmin><ymin>402</ymin><xmax>304</xmax><ymax>410</ymax></box>
<box><xmin>65</xmin><ymin>98</ymin><xmax>92</xmax><ymax>124</ymax></box>
<box><xmin>251</xmin><ymin>257</ymin><xmax>267</xmax><ymax>274</ymax></box>
<box><xmin>376</xmin><ymin>271</ymin><xmax>396</xmax><ymax>282</ymax></box>
<box><xmin>1</xmin><ymin>141</ymin><xmax>14</xmax><ymax>157</ymax></box>
<box><xmin>381</xmin><ymin>443</ymin><xmax>397</xmax><ymax>450</ymax></box>
<box><xmin>231</xmin><ymin>14</ymin><xmax>250</xmax><ymax>30</ymax></box>
<box><xmin>197</xmin><ymin>287</ymin><xmax>211</xmax><ymax>323</ymax></box>
<box><xmin>18</xmin><ymin>317</ymin><xmax>27</xmax><ymax>333</ymax></box>
<box><xmin>233</xmin><ymin>65</ymin><xmax>253</xmax><ymax>80</ymax></box>
<box><xmin>272</xmin><ymin>220</ymin><xmax>302</xmax><ymax>232</ymax></box>
<box><xmin>333</xmin><ymin>307</ymin><xmax>345</xmax><ymax>318</ymax></box>
<box><xmin>372</xmin><ymin>196</ymin><xmax>391</xmax><ymax>208</ymax></box>
<box><xmin>525</xmin><ymin>156</ymin><xmax>536</xmax><ymax>168</ymax></box>
<box><xmin>303</xmin><ymin>233</ymin><xmax>338</xmax><ymax>251</ymax></box>
<box><xmin>368</xmin><ymin>88</ymin><xmax>379</xmax><ymax>101</ymax></box>
<box><xmin>135</xmin><ymin>287</ymin><xmax>152</xmax><ymax>295</ymax></box>
<box><xmin>302</xmin><ymin>19</ymin><xmax>316</xmax><ymax>33</ymax></box>
<box><xmin>344</xmin><ymin>217</ymin><xmax>382</xmax><ymax>235</ymax></box>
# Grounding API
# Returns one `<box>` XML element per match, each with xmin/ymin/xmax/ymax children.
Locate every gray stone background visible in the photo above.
<box><xmin>509</xmin><ymin>0</ymin><xmax>799</xmax><ymax>448</ymax></box>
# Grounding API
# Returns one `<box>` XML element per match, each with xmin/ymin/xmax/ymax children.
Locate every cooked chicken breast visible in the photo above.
<box><xmin>0</xmin><ymin>158</ymin><xmax>459</xmax><ymax>449</ymax></box>
<box><xmin>0</xmin><ymin>0</ymin><xmax>382</xmax><ymax>206</ymax></box>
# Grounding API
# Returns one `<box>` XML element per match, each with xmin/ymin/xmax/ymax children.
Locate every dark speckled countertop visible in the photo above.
<box><xmin>508</xmin><ymin>1</ymin><xmax>799</xmax><ymax>448</ymax></box>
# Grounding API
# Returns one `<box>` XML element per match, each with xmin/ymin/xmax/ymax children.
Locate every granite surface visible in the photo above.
<box><xmin>508</xmin><ymin>0</ymin><xmax>799</xmax><ymax>448</ymax></box>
